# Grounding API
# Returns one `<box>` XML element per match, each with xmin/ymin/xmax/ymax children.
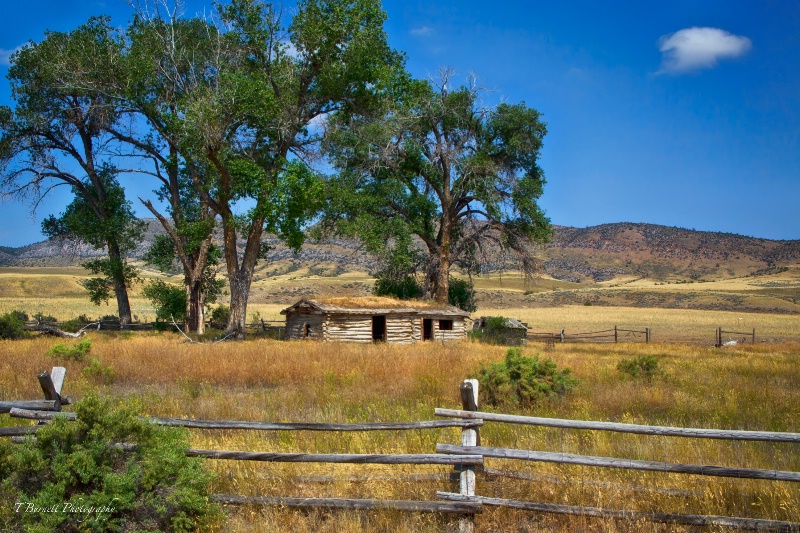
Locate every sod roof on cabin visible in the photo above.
<box><xmin>280</xmin><ymin>297</ymin><xmax>470</xmax><ymax>317</ymax></box>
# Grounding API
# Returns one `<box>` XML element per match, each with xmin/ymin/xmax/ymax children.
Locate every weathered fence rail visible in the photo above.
<box><xmin>716</xmin><ymin>326</ymin><xmax>756</xmax><ymax>347</ymax></box>
<box><xmin>25</xmin><ymin>319</ymin><xmax>285</xmax><ymax>333</ymax></box>
<box><xmin>527</xmin><ymin>325</ymin><xmax>651</xmax><ymax>344</ymax></box>
<box><xmin>5</xmin><ymin>370</ymin><xmax>798</xmax><ymax>530</ymax></box>
<box><xmin>2</xmin><ymin>369</ymin><xmax>485</xmax><ymax>528</ymax></box>
<box><xmin>437</xmin><ymin>443</ymin><xmax>800</xmax><ymax>483</ymax></box>
<box><xmin>437</xmin><ymin>385</ymin><xmax>800</xmax><ymax>531</ymax></box>
<box><xmin>436</xmin><ymin>492</ymin><xmax>800</xmax><ymax>532</ymax></box>
<box><xmin>434</xmin><ymin>408</ymin><xmax>800</xmax><ymax>443</ymax></box>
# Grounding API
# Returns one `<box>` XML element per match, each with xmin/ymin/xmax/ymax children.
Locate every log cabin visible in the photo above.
<box><xmin>281</xmin><ymin>297</ymin><xmax>470</xmax><ymax>344</ymax></box>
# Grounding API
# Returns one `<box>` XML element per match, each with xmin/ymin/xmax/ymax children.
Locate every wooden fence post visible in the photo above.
<box><xmin>646</xmin><ymin>328</ymin><xmax>651</xmax><ymax>344</ymax></box>
<box><xmin>458</xmin><ymin>379</ymin><xmax>479</xmax><ymax>533</ymax></box>
<box><xmin>37</xmin><ymin>367</ymin><xmax>66</xmax><ymax>413</ymax></box>
<box><xmin>752</xmin><ymin>328</ymin><xmax>756</xmax><ymax>344</ymax></box>
<box><xmin>614</xmin><ymin>326</ymin><xmax>618</xmax><ymax>343</ymax></box>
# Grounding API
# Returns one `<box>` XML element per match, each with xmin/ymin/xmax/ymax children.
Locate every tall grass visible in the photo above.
<box><xmin>1</xmin><ymin>335</ymin><xmax>798</xmax><ymax>531</ymax></box>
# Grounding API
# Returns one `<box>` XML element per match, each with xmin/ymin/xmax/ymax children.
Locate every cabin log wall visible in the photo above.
<box><xmin>285</xmin><ymin>314</ymin><xmax>325</xmax><ymax>340</ymax></box>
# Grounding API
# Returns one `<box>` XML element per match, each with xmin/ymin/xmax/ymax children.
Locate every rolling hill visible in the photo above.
<box><xmin>1</xmin><ymin>221</ymin><xmax>799</xmax><ymax>315</ymax></box>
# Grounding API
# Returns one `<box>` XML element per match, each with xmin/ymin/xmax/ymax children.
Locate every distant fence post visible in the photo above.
<box><xmin>614</xmin><ymin>326</ymin><xmax>618</xmax><ymax>343</ymax></box>
<box><xmin>458</xmin><ymin>379</ymin><xmax>478</xmax><ymax>533</ymax></box>
<box><xmin>646</xmin><ymin>328</ymin><xmax>651</xmax><ymax>344</ymax></box>
<box><xmin>716</xmin><ymin>327</ymin><xmax>722</xmax><ymax>348</ymax></box>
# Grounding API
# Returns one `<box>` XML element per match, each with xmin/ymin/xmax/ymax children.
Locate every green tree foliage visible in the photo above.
<box><xmin>0</xmin><ymin>17</ymin><xmax>143</xmax><ymax>325</ymax></box>
<box><xmin>478</xmin><ymin>347</ymin><xmax>579</xmax><ymax>407</ymax></box>
<box><xmin>0</xmin><ymin>392</ymin><xmax>220</xmax><ymax>532</ymax></box>
<box><xmin>373</xmin><ymin>274</ymin><xmax>424</xmax><ymax>300</ymax></box>
<box><xmin>142</xmin><ymin>280</ymin><xmax>188</xmax><ymax>322</ymax></box>
<box><xmin>325</xmin><ymin>71</ymin><xmax>551</xmax><ymax>303</ymax></box>
<box><xmin>114</xmin><ymin>16</ymin><xmax>223</xmax><ymax>334</ymax></box>
<box><xmin>448</xmin><ymin>278</ymin><xmax>477</xmax><ymax>312</ymax></box>
<box><xmin>172</xmin><ymin>0</ymin><xmax>402</xmax><ymax>338</ymax></box>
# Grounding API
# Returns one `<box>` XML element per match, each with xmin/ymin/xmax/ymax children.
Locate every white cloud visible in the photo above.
<box><xmin>0</xmin><ymin>45</ymin><xmax>23</xmax><ymax>67</ymax></box>
<box><xmin>657</xmin><ymin>27</ymin><xmax>751</xmax><ymax>74</ymax></box>
<box><xmin>410</xmin><ymin>26</ymin><xmax>434</xmax><ymax>36</ymax></box>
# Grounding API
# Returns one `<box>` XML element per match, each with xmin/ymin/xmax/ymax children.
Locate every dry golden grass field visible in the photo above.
<box><xmin>1</xmin><ymin>263</ymin><xmax>797</xmax><ymax>343</ymax></box>
<box><xmin>1</xmin><ymin>334</ymin><xmax>799</xmax><ymax>531</ymax></box>
<box><xmin>1</xmin><ymin>265</ymin><xmax>799</xmax><ymax>531</ymax></box>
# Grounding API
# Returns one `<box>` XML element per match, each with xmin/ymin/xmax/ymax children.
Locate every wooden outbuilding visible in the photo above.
<box><xmin>472</xmin><ymin>316</ymin><xmax>529</xmax><ymax>345</ymax></box>
<box><xmin>281</xmin><ymin>297</ymin><xmax>470</xmax><ymax>344</ymax></box>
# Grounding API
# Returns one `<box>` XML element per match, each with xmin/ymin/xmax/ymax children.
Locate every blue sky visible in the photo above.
<box><xmin>1</xmin><ymin>0</ymin><xmax>798</xmax><ymax>246</ymax></box>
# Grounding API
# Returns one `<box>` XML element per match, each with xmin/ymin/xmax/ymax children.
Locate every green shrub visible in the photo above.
<box><xmin>470</xmin><ymin>316</ymin><xmax>526</xmax><ymax>346</ymax></box>
<box><xmin>448</xmin><ymin>278</ymin><xmax>477</xmax><ymax>313</ymax></box>
<box><xmin>210</xmin><ymin>305</ymin><xmax>230</xmax><ymax>326</ymax></box>
<box><xmin>49</xmin><ymin>338</ymin><xmax>92</xmax><ymax>361</ymax></box>
<box><xmin>142</xmin><ymin>280</ymin><xmax>187</xmax><ymax>322</ymax></box>
<box><xmin>82</xmin><ymin>358</ymin><xmax>116</xmax><ymax>384</ymax></box>
<box><xmin>373</xmin><ymin>274</ymin><xmax>424</xmax><ymax>300</ymax></box>
<box><xmin>60</xmin><ymin>314</ymin><xmax>92</xmax><ymax>334</ymax></box>
<box><xmin>0</xmin><ymin>310</ymin><xmax>28</xmax><ymax>340</ymax></box>
<box><xmin>32</xmin><ymin>312</ymin><xmax>58</xmax><ymax>323</ymax></box>
<box><xmin>0</xmin><ymin>392</ymin><xmax>220</xmax><ymax>532</ymax></box>
<box><xmin>617</xmin><ymin>355</ymin><xmax>662</xmax><ymax>382</ymax></box>
<box><xmin>478</xmin><ymin>347</ymin><xmax>579</xmax><ymax>407</ymax></box>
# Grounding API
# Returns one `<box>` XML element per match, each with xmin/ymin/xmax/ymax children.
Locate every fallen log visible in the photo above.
<box><xmin>28</xmin><ymin>322</ymin><xmax>99</xmax><ymax>338</ymax></box>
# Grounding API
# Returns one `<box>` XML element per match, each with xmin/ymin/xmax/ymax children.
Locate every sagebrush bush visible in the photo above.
<box><xmin>0</xmin><ymin>392</ymin><xmax>221</xmax><ymax>532</ymax></box>
<box><xmin>478</xmin><ymin>347</ymin><xmax>579</xmax><ymax>407</ymax></box>
<box><xmin>82</xmin><ymin>358</ymin><xmax>116</xmax><ymax>384</ymax></box>
<box><xmin>618</xmin><ymin>354</ymin><xmax>662</xmax><ymax>382</ymax></box>
<box><xmin>49</xmin><ymin>337</ymin><xmax>92</xmax><ymax>361</ymax></box>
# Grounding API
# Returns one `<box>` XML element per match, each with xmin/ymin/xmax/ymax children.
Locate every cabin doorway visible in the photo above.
<box><xmin>372</xmin><ymin>315</ymin><xmax>386</xmax><ymax>342</ymax></box>
<box><xmin>422</xmin><ymin>319</ymin><xmax>433</xmax><ymax>341</ymax></box>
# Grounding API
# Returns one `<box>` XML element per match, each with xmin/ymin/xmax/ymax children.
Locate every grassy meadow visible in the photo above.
<box><xmin>1</xmin><ymin>334</ymin><xmax>799</xmax><ymax>532</ymax></box>
<box><xmin>1</xmin><ymin>264</ymin><xmax>799</xmax><ymax>530</ymax></box>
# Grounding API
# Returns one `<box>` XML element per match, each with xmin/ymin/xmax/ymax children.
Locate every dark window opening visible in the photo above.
<box><xmin>372</xmin><ymin>315</ymin><xmax>386</xmax><ymax>342</ymax></box>
<box><xmin>304</xmin><ymin>323</ymin><xmax>311</xmax><ymax>337</ymax></box>
<box><xmin>423</xmin><ymin>319</ymin><xmax>433</xmax><ymax>341</ymax></box>
<box><xmin>439</xmin><ymin>319</ymin><xmax>453</xmax><ymax>331</ymax></box>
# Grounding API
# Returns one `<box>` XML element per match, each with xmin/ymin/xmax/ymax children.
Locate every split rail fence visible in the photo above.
<box><xmin>24</xmin><ymin>319</ymin><xmax>285</xmax><ymax>337</ymax></box>
<box><xmin>716</xmin><ymin>327</ymin><xmax>756</xmax><ymax>347</ymax></box>
<box><xmin>3</xmin><ymin>370</ymin><xmax>799</xmax><ymax>531</ymax></box>
<box><xmin>527</xmin><ymin>325</ymin><xmax>651</xmax><ymax>344</ymax></box>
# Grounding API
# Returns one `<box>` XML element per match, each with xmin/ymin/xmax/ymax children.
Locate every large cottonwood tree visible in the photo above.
<box><xmin>111</xmin><ymin>14</ymin><xmax>223</xmax><ymax>334</ymax></box>
<box><xmin>179</xmin><ymin>0</ymin><xmax>403</xmax><ymax>338</ymax></box>
<box><xmin>0</xmin><ymin>18</ymin><xmax>144</xmax><ymax>324</ymax></box>
<box><xmin>324</xmin><ymin>72</ymin><xmax>552</xmax><ymax>304</ymax></box>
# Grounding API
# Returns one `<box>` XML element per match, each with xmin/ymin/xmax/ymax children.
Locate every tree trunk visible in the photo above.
<box><xmin>107</xmin><ymin>242</ymin><xmax>133</xmax><ymax>326</ymax></box>
<box><xmin>434</xmin><ymin>259</ymin><xmax>450</xmax><ymax>304</ymax></box>
<box><xmin>433</xmin><ymin>228</ymin><xmax>451</xmax><ymax>304</ymax></box>
<box><xmin>220</xmin><ymin>207</ymin><xmax>265</xmax><ymax>340</ymax></box>
<box><xmin>186</xmin><ymin>279</ymin><xmax>205</xmax><ymax>335</ymax></box>
<box><xmin>227</xmin><ymin>272</ymin><xmax>252</xmax><ymax>340</ymax></box>
<box><xmin>112</xmin><ymin>276</ymin><xmax>133</xmax><ymax>326</ymax></box>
